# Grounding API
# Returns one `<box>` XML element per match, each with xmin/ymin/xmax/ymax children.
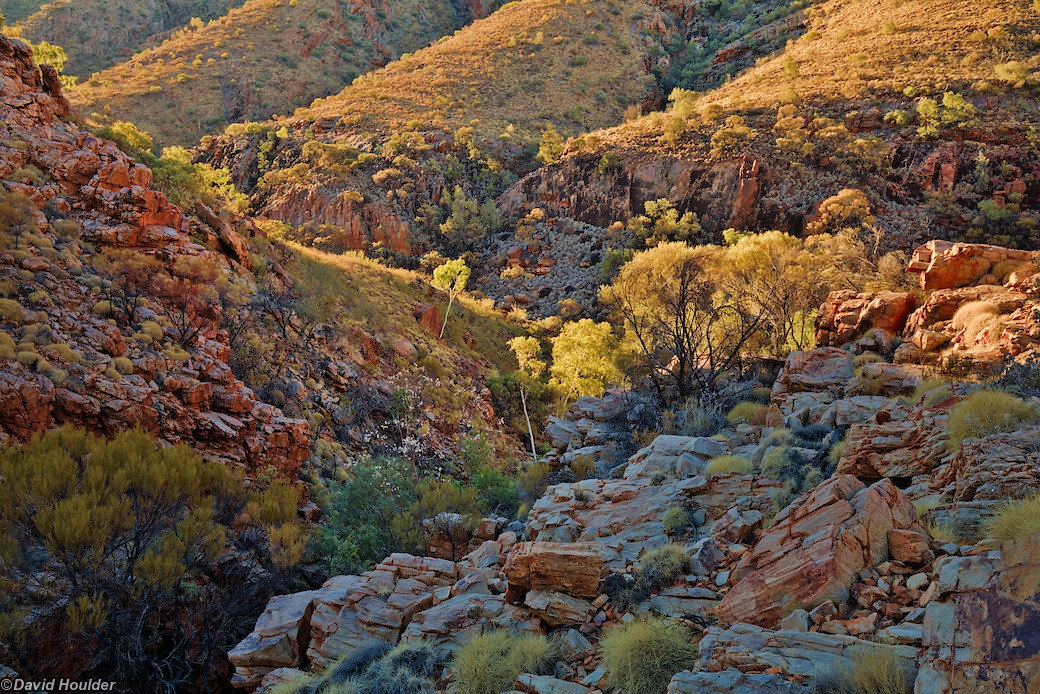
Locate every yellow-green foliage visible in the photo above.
<box><xmin>727</xmin><ymin>401</ymin><xmax>768</xmax><ymax>425</ymax></box>
<box><xmin>140</xmin><ymin>320</ymin><xmax>165</xmax><ymax>342</ymax></box>
<box><xmin>549</xmin><ymin>318</ymin><xmax>624</xmax><ymax>399</ymax></box>
<box><xmin>663</xmin><ymin>506</ymin><xmax>690</xmax><ymax>533</ymax></box>
<box><xmin>0</xmin><ymin>428</ymin><xmax>241</xmax><ymax>632</ymax></box>
<box><xmin>0</xmin><ymin>299</ymin><xmax>25</xmax><ymax>323</ymax></box>
<box><xmin>985</xmin><ymin>493</ymin><xmax>1040</xmax><ymax>543</ymax></box>
<box><xmin>601</xmin><ymin>619</ymin><xmax>698</xmax><ymax>694</ymax></box>
<box><xmin>247</xmin><ymin>479</ymin><xmax>302</xmax><ymax>526</ymax></box>
<box><xmin>706</xmin><ymin>455</ymin><xmax>754</xmax><ymax>476</ymax></box>
<box><xmin>825</xmin><ymin>645</ymin><xmax>914</xmax><ymax>694</ymax></box>
<box><xmin>267</xmin><ymin>522</ymin><xmax>309</xmax><ymax>570</ymax></box>
<box><xmin>947</xmin><ymin>390</ymin><xmax>1040</xmax><ymax>449</ymax></box>
<box><xmin>42</xmin><ymin>343</ymin><xmax>82</xmax><ymax>364</ymax></box>
<box><xmin>853</xmin><ymin>352</ymin><xmax>885</xmax><ymax>369</ymax></box>
<box><xmin>452</xmin><ymin>631</ymin><xmax>555</xmax><ymax>694</ymax></box>
<box><xmin>829</xmin><ymin>439</ymin><xmax>847</xmax><ymax>468</ymax></box>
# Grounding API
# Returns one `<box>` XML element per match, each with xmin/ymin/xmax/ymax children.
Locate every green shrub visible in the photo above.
<box><xmin>828</xmin><ymin>439</ymin><xmax>846</xmax><ymax>468</ymax></box>
<box><xmin>453</xmin><ymin>631</ymin><xmax>555</xmax><ymax>694</ymax></box>
<box><xmin>727</xmin><ymin>401</ymin><xmax>768</xmax><ymax>425</ymax></box>
<box><xmin>947</xmin><ymin>390</ymin><xmax>1040</xmax><ymax>449</ymax></box>
<box><xmin>914</xmin><ymin>378</ymin><xmax>951</xmax><ymax>406</ymax></box>
<box><xmin>706</xmin><ymin>455</ymin><xmax>754</xmax><ymax>476</ymax></box>
<box><xmin>663</xmin><ymin>506</ymin><xmax>690</xmax><ymax>533</ymax></box>
<box><xmin>985</xmin><ymin>492</ymin><xmax>1040</xmax><ymax>543</ymax></box>
<box><xmin>601</xmin><ymin>619</ymin><xmax>698</xmax><ymax>694</ymax></box>
<box><xmin>926</xmin><ymin>519</ymin><xmax>961</xmax><ymax>544</ymax></box>
<box><xmin>270</xmin><ymin>640</ymin><xmax>442</xmax><ymax>694</ymax></box>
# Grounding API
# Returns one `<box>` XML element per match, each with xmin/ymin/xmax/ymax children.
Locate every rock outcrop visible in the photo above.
<box><xmin>717</xmin><ymin>475</ymin><xmax>924</xmax><ymax>627</ymax></box>
<box><xmin>918</xmin><ymin>538</ymin><xmax>1040</xmax><ymax>693</ymax></box>
<box><xmin>0</xmin><ymin>33</ymin><xmax>310</xmax><ymax>473</ymax></box>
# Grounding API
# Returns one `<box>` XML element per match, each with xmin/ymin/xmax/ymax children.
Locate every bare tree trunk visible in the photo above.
<box><xmin>439</xmin><ymin>295</ymin><xmax>454</xmax><ymax>338</ymax></box>
<box><xmin>520</xmin><ymin>385</ymin><xmax>537</xmax><ymax>464</ymax></box>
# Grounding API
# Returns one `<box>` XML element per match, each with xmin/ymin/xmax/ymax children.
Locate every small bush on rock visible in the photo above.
<box><xmin>452</xmin><ymin>631</ymin><xmax>554</xmax><ymax>694</ymax></box>
<box><xmin>271</xmin><ymin>640</ymin><xmax>442</xmax><ymax>694</ymax></box>
<box><xmin>814</xmin><ymin>644</ymin><xmax>914</xmax><ymax>694</ymax></box>
<box><xmin>985</xmin><ymin>492</ymin><xmax>1040</xmax><ymax>543</ymax></box>
<box><xmin>727</xmin><ymin>401</ymin><xmax>768</xmax><ymax>425</ymax></box>
<box><xmin>663</xmin><ymin>506</ymin><xmax>690</xmax><ymax>533</ymax></box>
<box><xmin>601</xmin><ymin>619</ymin><xmax>698</xmax><ymax>694</ymax></box>
<box><xmin>947</xmin><ymin>390</ymin><xmax>1040</xmax><ymax>449</ymax></box>
<box><xmin>706</xmin><ymin>455</ymin><xmax>754</xmax><ymax>476</ymax></box>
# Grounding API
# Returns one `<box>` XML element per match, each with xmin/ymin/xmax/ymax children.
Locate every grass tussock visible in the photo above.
<box><xmin>814</xmin><ymin>645</ymin><xmax>914</xmax><ymax>694</ymax></box>
<box><xmin>985</xmin><ymin>493</ymin><xmax>1040</xmax><ymax>543</ymax></box>
<box><xmin>946</xmin><ymin>390</ymin><xmax>1040</xmax><ymax>450</ymax></box>
<box><xmin>727</xmin><ymin>401</ymin><xmax>768</xmax><ymax>425</ymax></box>
<box><xmin>706</xmin><ymin>455</ymin><xmax>755</xmax><ymax>477</ymax></box>
<box><xmin>451</xmin><ymin>631</ymin><xmax>555</xmax><ymax>694</ymax></box>
<box><xmin>601</xmin><ymin>619</ymin><xmax>698</xmax><ymax>694</ymax></box>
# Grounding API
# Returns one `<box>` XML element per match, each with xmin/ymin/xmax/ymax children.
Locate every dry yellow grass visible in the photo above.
<box><xmin>692</xmin><ymin>0</ymin><xmax>1038</xmax><ymax>112</ymax></box>
<box><xmin>294</xmin><ymin>0</ymin><xmax>664</xmax><ymax>147</ymax></box>
<box><xmin>69</xmin><ymin>0</ymin><xmax>461</xmax><ymax>146</ymax></box>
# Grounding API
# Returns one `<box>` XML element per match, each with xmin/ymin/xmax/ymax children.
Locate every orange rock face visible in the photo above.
<box><xmin>717</xmin><ymin>475</ymin><xmax>924</xmax><ymax>627</ymax></box>
<box><xmin>504</xmin><ymin>541</ymin><xmax>608</xmax><ymax>599</ymax></box>
<box><xmin>907</xmin><ymin>240</ymin><xmax>1039</xmax><ymax>291</ymax></box>
<box><xmin>816</xmin><ymin>290</ymin><xmax>917</xmax><ymax>347</ymax></box>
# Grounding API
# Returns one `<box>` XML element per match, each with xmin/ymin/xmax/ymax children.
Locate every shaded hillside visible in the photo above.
<box><xmin>500</xmin><ymin>0</ymin><xmax>1040</xmax><ymax>254</ymax></box>
<box><xmin>0</xmin><ymin>0</ymin><xmax>42</xmax><ymax>23</ymax></box>
<box><xmin>69</xmin><ymin>0</ymin><xmax>486</xmax><ymax>147</ymax></box>
<box><xmin>197</xmin><ymin>0</ymin><xmax>818</xmax><ymax>261</ymax></box>
<box><xmin>16</xmin><ymin>0</ymin><xmax>248</xmax><ymax>78</ymax></box>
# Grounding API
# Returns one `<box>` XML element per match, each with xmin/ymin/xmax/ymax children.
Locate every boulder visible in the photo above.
<box><xmin>228</xmin><ymin>591</ymin><xmax>317</xmax><ymax>688</ymax></box>
<box><xmin>621</xmin><ymin>435</ymin><xmax>729</xmax><ymax>481</ymax></box>
<box><xmin>504</xmin><ymin>542</ymin><xmax>606</xmax><ymax>598</ymax></box>
<box><xmin>693</xmin><ymin>622</ymin><xmax>917</xmax><ymax>686</ymax></box>
<box><xmin>717</xmin><ymin>476</ymin><xmax>924</xmax><ymax>627</ymax></box>
<box><xmin>400</xmin><ymin>593</ymin><xmax>540</xmax><ymax>653</ymax></box>
<box><xmin>523</xmin><ymin>590</ymin><xmax>595</xmax><ymax>626</ymax></box>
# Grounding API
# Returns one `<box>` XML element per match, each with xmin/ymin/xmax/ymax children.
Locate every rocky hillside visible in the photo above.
<box><xmin>500</xmin><ymin>0</ymin><xmax>1040</xmax><ymax>252</ymax></box>
<box><xmin>195</xmin><ymin>0</ymin><xmax>822</xmax><ymax>259</ymax></box>
<box><xmin>0</xmin><ymin>0</ymin><xmax>42</xmax><ymax>24</ymax></box>
<box><xmin>1</xmin><ymin>31</ymin><xmax>525</xmax><ymax>482</ymax></box>
<box><xmin>69</xmin><ymin>0</ymin><xmax>492</xmax><ymax>147</ymax></box>
<box><xmin>225</xmin><ymin>239</ymin><xmax>1040</xmax><ymax>694</ymax></box>
<box><xmin>14</xmin><ymin>0</ymin><xmax>248</xmax><ymax>78</ymax></box>
<box><xmin>0</xmin><ymin>31</ymin><xmax>310</xmax><ymax>474</ymax></box>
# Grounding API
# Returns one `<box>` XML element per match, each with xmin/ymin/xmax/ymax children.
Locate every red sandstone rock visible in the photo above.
<box><xmin>504</xmin><ymin>542</ymin><xmax>607</xmax><ymax>599</ymax></box>
<box><xmin>816</xmin><ymin>290</ymin><xmax>916</xmax><ymax>347</ymax></box>
<box><xmin>907</xmin><ymin>240</ymin><xmax>1039</xmax><ymax>291</ymax></box>
<box><xmin>717</xmin><ymin>475</ymin><xmax>924</xmax><ymax>627</ymax></box>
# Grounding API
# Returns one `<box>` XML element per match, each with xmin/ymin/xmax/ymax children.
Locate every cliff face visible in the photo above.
<box><xmin>0</xmin><ymin>34</ymin><xmax>310</xmax><ymax>475</ymax></box>
<box><xmin>498</xmin><ymin>120</ymin><xmax>1040</xmax><ymax>249</ymax></box>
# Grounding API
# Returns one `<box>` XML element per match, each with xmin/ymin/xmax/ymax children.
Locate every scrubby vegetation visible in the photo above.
<box><xmin>947</xmin><ymin>390</ymin><xmax>1040</xmax><ymax>449</ymax></box>
<box><xmin>814</xmin><ymin>645</ymin><xmax>915</xmax><ymax>694</ymax></box>
<box><xmin>706</xmin><ymin>455</ymin><xmax>755</xmax><ymax>476</ymax></box>
<box><xmin>985</xmin><ymin>492</ymin><xmax>1040</xmax><ymax>543</ymax></box>
<box><xmin>452</xmin><ymin>631</ymin><xmax>555</xmax><ymax>694</ymax></box>
<box><xmin>0</xmin><ymin>428</ymin><xmax>304</xmax><ymax>689</ymax></box>
<box><xmin>601</xmin><ymin>618</ymin><xmax>698</xmax><ymax>694</ymax></box>
<box><xmin>269</xmin><ymin>641</ymin><xmax>444</xmax><ymax>694</ymax></box>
